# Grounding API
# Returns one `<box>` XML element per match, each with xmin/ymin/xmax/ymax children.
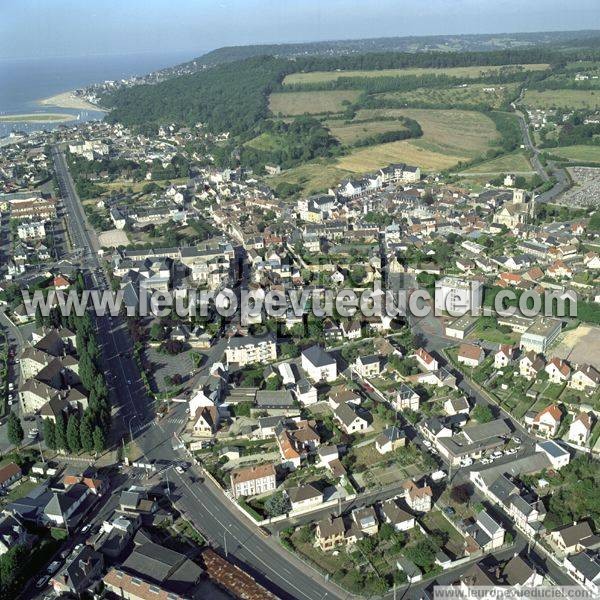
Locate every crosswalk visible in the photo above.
<box><xmin>166</xmin><ymin>416</ymin><xmax>187</xmax><ymax>425</ymax></box>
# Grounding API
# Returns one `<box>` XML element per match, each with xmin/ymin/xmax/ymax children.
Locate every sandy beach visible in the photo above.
<box><xmin>39</xmin><ymin>91</ymin><xmax>107</xmax><ymax>112</ymax></box>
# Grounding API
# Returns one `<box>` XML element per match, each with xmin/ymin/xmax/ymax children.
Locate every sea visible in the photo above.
<box><xmin>0</xmin><ymin>50</ymin><xmax>202</xmax><ymax>138</ymax></box>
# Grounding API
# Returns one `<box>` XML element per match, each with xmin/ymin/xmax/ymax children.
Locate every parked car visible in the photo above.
<box><xmin>422</xmin><ymin>440</ymin><xmax>432</xmax><ymax>448</ymax></box>
<box><xmin>505</xmin><ymin>448</ymin><xmax>518</xmax><ymax>455</ymax></box>
<box><xmin>47</xmin><ymin>561</ymin><xmax>60</xmax><ymax>574</ymax></box>
<box><xmin>36</xmin><ymin>576</ymin><xmax>49</xmax><ymax>589</ymax></box>
<box><xmin>443</xmin><ymin>506</ymin><xmax>455</xmax><ymax>516</ymax></box>
<box><xmin>480</xmin><ymin>458</ymin><xmax>492</xmax><ymax>465</ymax></box>
<box><xmin>460</xmin><ymin>457</ymin><xmax>473</xmax><ymax>467</ymax></box>
<box><xmin>491</xmin><ymin>451</ymin><xmax>503</xmax><ymax>459</ymax></box>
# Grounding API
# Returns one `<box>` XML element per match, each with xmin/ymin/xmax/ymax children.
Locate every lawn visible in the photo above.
<box><xmin>421</xmin><ymin>510</ymin><xmax>465</xmax><ymax>558</ymax></box>
<box><xmin>523</xmin><ymin>89</ymin><xmax>600</xmax><ymax>110</ymax></box>
<box><xmin>550</xmin><ymin>145</ymin><xmax>600</xmax><ymax>165</ymax></box>
<box><xmin>269</xmin><ymin>90</ymin><xmax>361</xmax><ymax>115</ymax></box>
<box><xmin>283</xmin><ymin>64</ymin><xmax>549</xmax><ymax>85</ymax></box>
<box><xmin>377</xmin><ymin>82</ymin><xmax>520</xmax><ymax>111</ymax></box>
<box><xmin>324</xmin><ymin>117</ymin><xmax>412</xmax><ymax>145</ymax></box>
<box><xmin>468</xmin><ymin>321</ymin><xmax>519</xmax><ymax>345</ymax></box>
<box><xmin>460</xmin><ymin>151</ymin><xmax>534</xmax><ymax>175</ymax></box>
<box><xmin>336</xmin><ymin>108</ymin><xmax>500</xmax><ymax>172</ymax></box>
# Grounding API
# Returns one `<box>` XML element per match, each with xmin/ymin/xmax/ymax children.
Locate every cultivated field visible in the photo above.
<box><xmin>268</xmin><ymin>90</ymin><xmax>360</xmax><ymax>115</ymax></box>
<box><xmin>551</xmin><ymin>145</ymin><xmax>600</xmax><ymax>164</ymax></box>
<box><xmin>334</xmin><ymin>108</ymin><xmax>500</xmax><ymax>172</ymax></box>
<box><xmin>269</xmin><ymin>160</ymin><xmax>353</xmax><ymax>195</ymax></box>
<box><xmin>376</xmin><ymin>82</ymin><xmax>520</xmax><ymax>110</ymax></box>
<box><xmin>324</xmin><ymin>117</ymin><xmax>411</xmax><ymax>144</ymax></box>
<box><xmin>523</xmin><ymin>89</ymin><xmax>600</xmax><ymax>110</ymax></box>
<box><xmin>460</xmin><ymin>151</ymin><xmax>534</xmax><ymax>174</ymax></box>
<box><xmin>283</xmin><ymin>64</ymin><xmax>550</xmax><ymax>85</ymax></box>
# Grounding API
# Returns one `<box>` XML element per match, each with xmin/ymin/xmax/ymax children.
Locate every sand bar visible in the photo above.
<box><xmin>39</xmin><ymin>91</ymin><xmax>107</xmax><ymax>112</ymax></box>
<box><xmin>0</xmin><ymin>112</ymin><xmax>76</xmax><ymax>123</ymax></box>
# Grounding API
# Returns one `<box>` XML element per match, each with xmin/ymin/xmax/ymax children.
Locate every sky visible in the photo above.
<box><xmin>1</xmin><ymin>0</ymin><xmax>600</xmax><ymax>60</ymax></box>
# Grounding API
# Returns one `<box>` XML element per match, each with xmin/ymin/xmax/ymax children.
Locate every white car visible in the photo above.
<box><xmin>422</xmin><ymin>440</ymin><xmax>432</xmax><ymax>448</ymax></box>
<box><xmin>491</xmin><ymin>451</ymin><xmax>503</xmax><ymax>459</ymax></box>
<box><xmin>460</xmin><ymin>458</ymin><xmax>473</xmax><ymax>467</ymax></box>
<box><xmin>505</xmin><ymin>448</ymin><xmax>518</xmax><ymax>455</ymax></box>
<box><xmin>480</xmin><ymin>458</ymin><xmax>492</xmax><ymax>465</ymax></box>
<box><xmin>175</xmin><ymin>466</ymin><xmax>185</xmax><ymax>475</ymax></box>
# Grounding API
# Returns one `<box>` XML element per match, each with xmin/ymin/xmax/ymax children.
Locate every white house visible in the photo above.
<box><xmin>569</xmin><ymin>412</ymin><xmax>594</xmax><ymax>445</ymax></box>
<box><xmin>391</xmin><ymin>384</ymin><xmax>420</xmax><ymax>412</ymax></box>
<box><xmin>494</xmin><ymin>344</ymin><xmax>514</xmax><ymax>369</ymax></box>
<box><xmin>535</xmin><ymin>440</ymin><xmax>570</xmax><ymax>469</ymax></box>
<box><xmin>301</xmin><ymin>345</ymin><xmax>337</xmax><ymax>383</ymax></box>
<box><xmin>457</xmin><ymin>343</ymin><xmax>485</xmax><ymax>368</ymax></box>
<box><xmin>545</xmin><ymin>358</ymin><xmax>571</xmax><ymax>384</ymax></box>
<box><xmin>414</xmin><ymin>348</ymin><xmax>438</xmax><ymax>371</ymax></box>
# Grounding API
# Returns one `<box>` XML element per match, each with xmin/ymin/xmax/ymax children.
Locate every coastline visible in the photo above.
<box><xmin>39</xmin><ymin>91</ymin><xmax>108</xmax><ymax>112</ymax></box>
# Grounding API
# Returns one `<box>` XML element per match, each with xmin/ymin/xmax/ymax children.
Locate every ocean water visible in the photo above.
<box><xmin>0</xmin><ymin>50</ymin><xmax>203</xmax><ymax>137</ymax></box>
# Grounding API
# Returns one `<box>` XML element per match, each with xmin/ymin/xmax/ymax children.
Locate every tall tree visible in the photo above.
<box><xmin>80</xmin><ymin>416</ymin><xmax>94</xmax><ymax>453</ymax></box>
<box><xmin>93</xmin><ymin>426</ymin><xmax>106</xmax><ymax>454</ymax></box>
<box><xmin>6</xmin><ymin>413</ymin><xmax>23</xmax><ymax>447</ymax></box>
<box><xmin>66</xmin><ymin>415</ymin><xmax>81</xmax><ymax>453</ymax></box>
<box><xmin>42</xmin><ymin>419</ymin><xmax>57</xmax><ymax>450</ymax></box>
<box><xmin>55</xmin><ymin>414</ymin><xmax>68</xmax><ymax>451</ymax></box>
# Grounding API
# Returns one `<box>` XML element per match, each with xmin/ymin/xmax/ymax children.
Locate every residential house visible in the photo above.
<box><xmin>0</xmin><ymin>514</ymin><xmax>35</xmax><ymax>555</ymax></box>
<box><xmin>457</xmin><ymin>343</ymin><xmax>485</xmax><ymax>368</ymax></box>
<box><xmin>403</xmin><ymin>480</ymin><xmax>432</xmax><ymax>513</ymax></box>
<box><xmin>443</xmin><ymin>396</ymin><xmax>470</xmax><ymax>416</ymax></box>
<box><xmin>415</xmin><ymin>348</ymin><xmax>438</xmax><ymax>372</ymax></box>
<box><xmin>464</xmin><ymin>510</ymin><xmax>505</xmax><ymax>552</ymax></box>
<box><xmin>549</xmin><ymin>521</ymin><xmax>597</xmax><ymax>556</ymax></box>
<box><xmin>51</xmin><ymin>546</ymin><xmax>104</xmax><ymax>597</ymax></box>
<box><xmin>519</xmin><ymin>352</ymin><xmax>545</xmax><ymax>380</ymax></box>
<box><xmin>192</xmin><ymin>406</ymin><xmax>220</xmax><ymax>436</ymax></box>
<box><xmin>570</xmin><ymin>364</ymin><xmax>600</xmax><ymax>392</ymax></box>
<box><xmin>391</xmin><ymin>383</ymin><xmax>420</xmax><ymax>412</ymax></box>
<box><xmin>315</xmin><ymin>515</ymin><xmax>346</xmax><ymax>551</ymax></box>
<box><xmin>294</xmin><ymin>378</ymin><xmax>318</xmax><ymax>406</ymax></box>
<box><xmin>333</xmin><ymin>402</ymin><xmax>368</xmax><ymax>434</ymax></box>
<box><xmin>545</xmin><ymin>358</ymin><xmax>571</xmax><ymax>384</ymax></box>
<box><xmin>569</xmin><ymin>412</ymin><xmax>594</xmax><ymax>445</ymax></box>
<box><xmin>301</xmin><ymin>345</ymin><xmax>337</xmax><ymax>383</ymax></box>
<box><xmin>564</xmin><ymin>550</ymin><xmax>600</xmax><ymax>595</ymax></box>
<box><xmin>529</xmin><ymin>404</ymin><xmax>563</xmax><ymax>437</ymax></box>
<box><xmin>354</xmin><ymin>355</ymin><xmax>381</xmax><ymax>379</ymax></box>
<box><xmin>381</xmin><ymin>499</ymin><xmax>415</xmax><ymax>532</ymax></box>
<box><xmin>352</xmin><ymin>506</ymin><xmax>379</xmax><ymax>536</ymax></box>
<box><xmin>494</xmin><ymin>345</ymin><xmax>514</xmax><ymax>369</ymax></box>
<box><xmin>0</xmin><ymin>463</ymin><xmax>22</xmax><ymax>490</ymax></box>
<box><xmin>230</xmin><ymin>463</ymin><xmax>276</xmax><ymax>499</ymax></box>
<box><xmin>375</xmin><ymin>426</ymin><xmax>406</xmax><ymax>454</ymax></box>
<box><xmin>286</xmin><ymin>484</ymin><xmax>323</xmax><ymax>512</ymax></box>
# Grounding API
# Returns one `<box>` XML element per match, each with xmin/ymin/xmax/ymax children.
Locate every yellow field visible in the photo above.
<box><xmin>523</xmin><ymin>89</ymin><xmax>600</xmax><ymax>110</ymax></box>
<box><xmin>324</xmin><ymin>118</ymin><xmax>410</xmax><ymax>144</ymax></box>
<box><xmin>269</xmin><ymin>90</ymin><xmax>361</xmax><ymax>115</ymax></box>
<box><xmin>334</xmin><ymin>108</ymin><xmax>500</xmax><ymax>171</ymax></box>
<box><xmin>283</xmin><ymin>64</ymin><xmax>550</xmax><ymax>85</ymax></box>
<box><xmin>337</xmin><ymin>140</ymin><xmax>459</xmax><ymax>172</ymax></box>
